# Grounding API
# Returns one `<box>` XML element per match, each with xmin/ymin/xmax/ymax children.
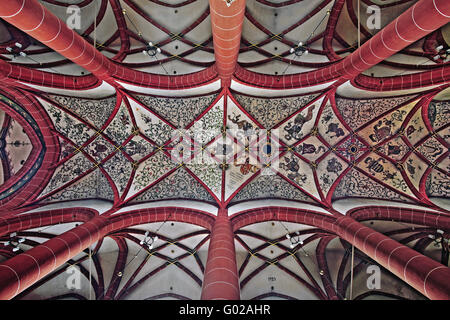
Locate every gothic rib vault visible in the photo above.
<box><xmin>0</xmin><ymin>0</ymin><xmax>448</xmax><ymax>300</ymax></box>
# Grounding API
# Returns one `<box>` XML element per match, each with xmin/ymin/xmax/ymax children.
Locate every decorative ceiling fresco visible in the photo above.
<box><xmin>0</xmin><ymin>0</ymin><xmax>448</xmax><ymax>302</ymax></box>
<box><xmin>11</xmin><ymin>89</ymin><xmax>446</xmax><ymax>208</ymax></box>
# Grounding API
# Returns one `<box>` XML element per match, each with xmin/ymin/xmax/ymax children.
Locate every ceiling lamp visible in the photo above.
<box><xmin>280</xmin><ymin>10</ymin><xmax>330</xmax><ymax>76</ymax></box>
<box><xmin>142</xmin><ymin>42</ymin><xmax>161</xmax><ymax>57</ymax></box>
<box><xmin>140</xmin><ymin>230</ymin><xmax>158</xmax><ymax>250</ymax></box>
<box><xmin>433</xmin><ymin>45</ymin><xmax>450</xmax><ymax>62</ymax></box>
<box><xmin>428</xmin><ymin>229</ymin><xmax>448</xmax><ymax>244</ymax></box>
<box><xmin>5</xmin><ymin>42</ymin><xmax>27</xmax><ymax>60</ymax></box>
<box><xmin>286</xmin><ymin>231</ymin><xmax>304</xmax><ymax>249</ymax></box>
<box><xmin>223</xmin><ymin>0</ymin><xmax>236</xmax><ymax>7</ymax></box>
<box><xmin>3</xmin><ymin>232</ymin><xmax>25</xmax><ymax>252</ymax></box>
<box><xmin>289</xmin><ymin>42</ymin><xmax>309</xmax><ymax>57</ymax></box>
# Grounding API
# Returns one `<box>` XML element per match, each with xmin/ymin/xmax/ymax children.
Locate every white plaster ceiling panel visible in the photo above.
<box><xmin>129</xmin><ymin>0</ymin><xmax>209</xmax><ymax>35</ymax></box>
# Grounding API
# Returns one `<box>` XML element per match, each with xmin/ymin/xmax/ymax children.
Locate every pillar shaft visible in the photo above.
<box><xmin>336</xmin><ymin>216</ymin><xmax>450</xmax><ymax>300</ymax></box>
<box><xmin>0</xmin><ymin>215</ymin><xmax>109</xmax><ymax>300</ymax></box>
<box><xmin>209</xmin><ymin>0</ymin><xmax>246</xmax><ymax>87</ymax></box>
<box><xmin>201</xmin><ymin>212</ymin><xmax>240</xmax><ymax>300</ymax></box>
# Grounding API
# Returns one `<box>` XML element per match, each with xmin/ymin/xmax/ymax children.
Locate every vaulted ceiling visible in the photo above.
<box><xmin>0</xmin><ymin>0</ymin><xmax>448</xmax><ymax>209</ymax></box>
<box><xmin>0</xmin><ymin>0</ymin><xmax>449</xmax><ymax>301</ymax></box>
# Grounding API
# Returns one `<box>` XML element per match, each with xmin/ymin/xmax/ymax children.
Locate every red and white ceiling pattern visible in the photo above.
<box><xmin>0</xmin><ymin>0</ymin><xmax>449</xmax><ymax>300</ymax></box>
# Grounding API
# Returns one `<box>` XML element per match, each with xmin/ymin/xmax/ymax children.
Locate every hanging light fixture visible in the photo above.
<box><xmin>140</xmin><ymin>230</ymin><xmax>159</xmax><ymax>250</ymax></box>
<box><xmin>289</xmin><ymin>42</ymin><xmax>309</xmax><ymax>57</ymax></box>
<box><xmin>4</xmin><ymin>41</ymin><xmax>47</xmax><ymax>68</ymax></box>
<box><xmin>5</xmin><ymin>42</ymin><xmax>27</xmax><ymax>60</ymax></box>
<box><xmin>141</xmin><ymin>41</ymin><xmax>171</xmax><ymax>74</ymax></box>
<box><xmin>428</xmin><ymin>229</ymin><xmax>448</xmax><ymax>244</ymax></box>
<box><xmin>223</xmin><ymin>0</ymin><xmax>236</xmax><ymax>7</ymax></box>
<box><xmin>433</xmin><ymin>44</ymin><xmax>450</xmax><ymax>62</ymax></box>
<box><xmin>3</xmin><ymin>232</ymin><xmax>26</xmax><ymax>252</ymax></box>
<box><xmin>142</xmin><ymin>42</ymin><xmax>161</xmax><ymax>57</ymax></box>
<box><xmin>286</xmin><ymin>231</ymin><xmax>304</xmax><ymax>249</ymax></box>
<box><xmin>280</xmin><ymin>10</ymin><xmax>330</xmax><ymax>76</ymax></box>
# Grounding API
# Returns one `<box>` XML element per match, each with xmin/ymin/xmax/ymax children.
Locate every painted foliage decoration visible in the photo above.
<box><xmin>333</xmin><ymin>168</ymin><xmax>413</xmax><ymax>202</ymax></box>
<box><xmin>42</xmin><ymin>170</ymin><xmax>114</xmax><ymax>202</ymax></box>
<box><xmin>105</xmin><ymin>101</ymin><xmax>134</xmax><ymax>145</ymax></box>
<box><xmin>45</xmin><ymin>95</ymin><xmax>116</xmax><ymax>129</ymax></box>
<box><xmin>428</xmin><ymin>100</ymin><xmax>450</xmax><ymax>130</ymax></box>
<box><xmin>234</xmin><ymin>93</ymin><xmax>320</xmax><ymax>129</ymax></box>
<box><xmin>335</xmin><ymin>95</ymin><xmax>416</xmax><ymax>130</ymax></box>
<box><xmin>426</xmin><ymin>170</ymin><xmax>450</xmax><ymax>198</ymax></box>
<box><xmin>30</xmin><ymin>88</ymin><xmax>450</xmax><ymax>208</ymax></box>
<box><xmin>131</xmin><ymin>168</ymin><xmax>215</xmax><ymax>203</ymax></box>
<box><xmin>43</xmin><ymin>101</ymin><xmax>95</xmax><ymax>147</ymax></box>
<box><xmin>131</xmin><ymin>151</ymin><xmax>176</xmax><ymax>196</ymax></box>
<box><xmin>230</xmin><ymin>173</ymin><xmax>314</xmax><ymax>204</ymax></box>
<box><xmin>40</xmin><ymin>152</ymin><xmax>93</xmax><ymax>197</ymax></box>
<box><xmin>102</xmin><ymin>151</ymin><xmax>134</xmax><ymax>195</ymax></box>
<box><xmin>134</xmin><ymin>93</ymin><xmax>219</xmax><ymax>128</ymax></box>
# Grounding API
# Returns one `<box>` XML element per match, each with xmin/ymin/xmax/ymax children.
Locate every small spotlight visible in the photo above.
<box><xmin>15</xmin><ymin>42</ymin><xmax>22</xmax><ymax>48</ymax></box>
<box><xmin>436</xmin><ymin>45</ymin><xmax>444</xmax><ymax>51</ymax></box>
<box><xmin>12</xmin><ymin>247</ymin><xmax>20</xmax><ymax>252</ymax></box>
<box><xmin>437</xmin><ymin>229</ymin><xmax>444</xmax><ymax>235</ymax></box>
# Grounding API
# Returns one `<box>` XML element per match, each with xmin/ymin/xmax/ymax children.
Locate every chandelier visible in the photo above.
<box><xmin>289</xmin><ymin>41</ymin><xmax>309</xmax><ymax>57</ymax></box>
<box><xmin>142</xmin><ymin>42</ymin><xmax>161</xmax><ymax>57</ymax></box>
